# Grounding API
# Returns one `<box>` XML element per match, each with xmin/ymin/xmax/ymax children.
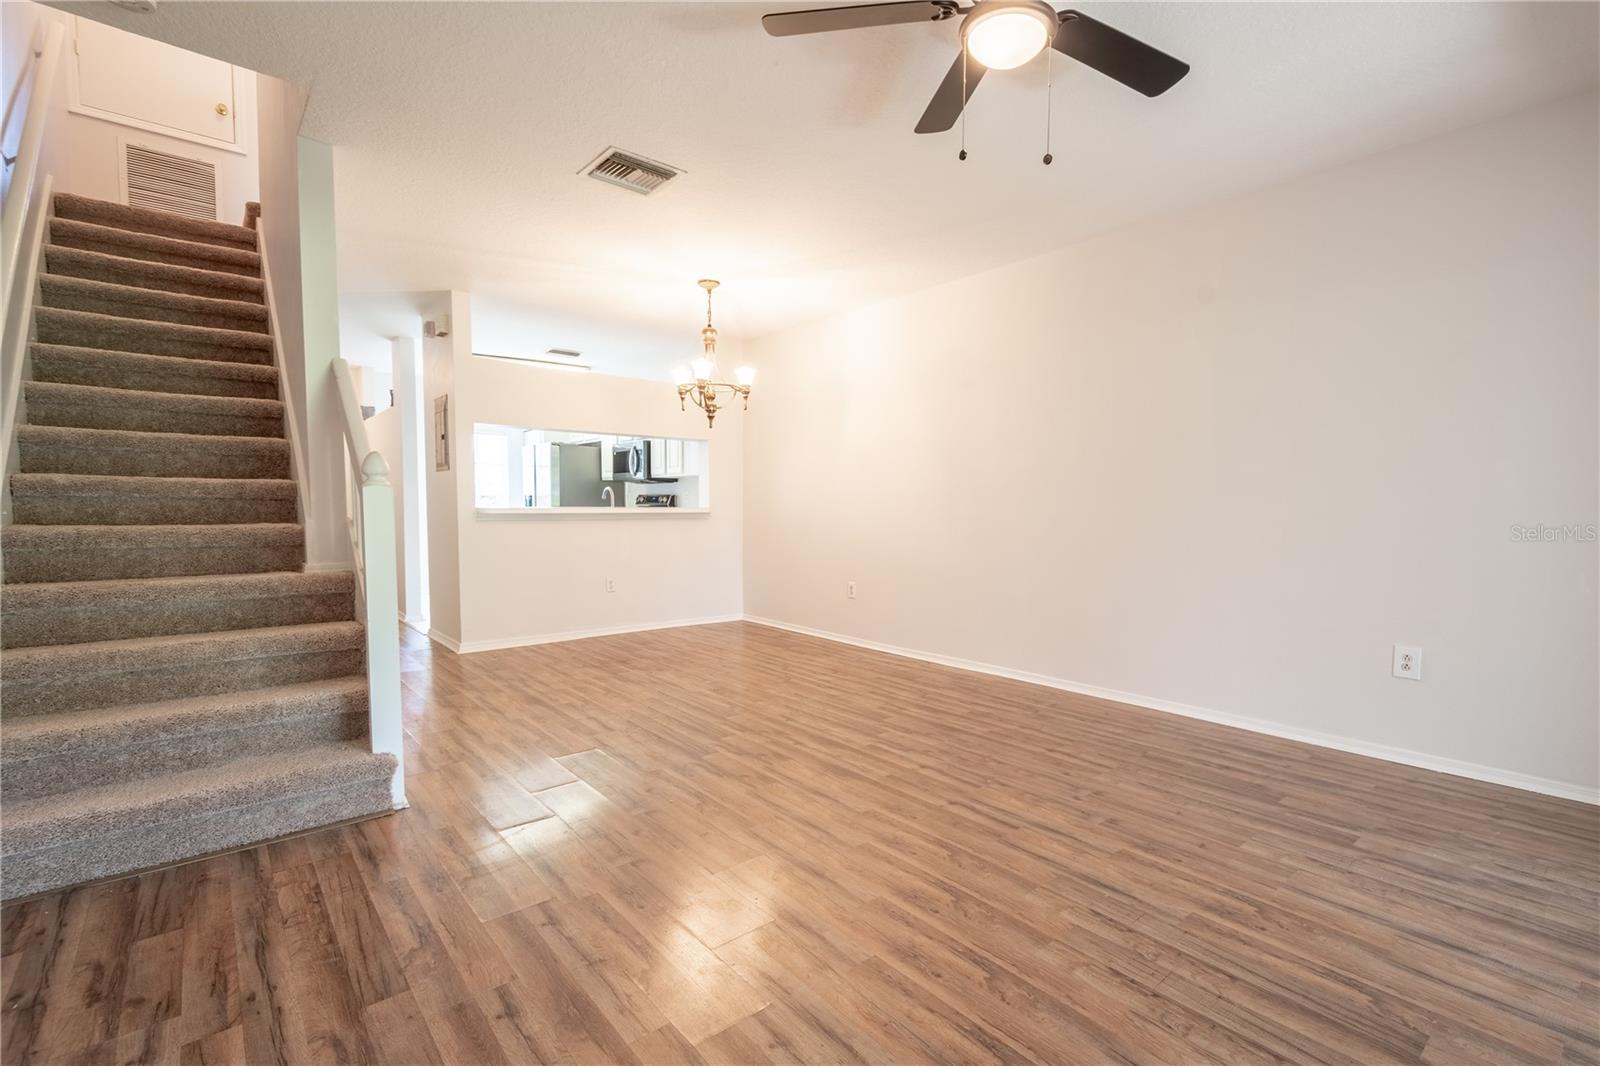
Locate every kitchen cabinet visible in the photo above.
<box><xmin>650</xmin><ymin>438</ymin><xmax>686</xmax><ymax>478</ymax></box>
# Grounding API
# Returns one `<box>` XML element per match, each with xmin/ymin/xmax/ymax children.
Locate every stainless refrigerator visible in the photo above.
<box><xmin>552</xmin><ymin>442</ymin><xmax>606</xmax><ymax>506</ymax></box>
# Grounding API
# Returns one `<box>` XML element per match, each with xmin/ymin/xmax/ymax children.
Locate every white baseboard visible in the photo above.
<box><xmin>401</xmin><ymin>614</ymin><xmax>430</xmax><ymax>636</ymax></box>
<box><xmin>426</xmin><ymin>628</ymin><xmax>462</xmax><ymax>653</ymax></box>
<box><xmin>303</xmin><ymin>561</ymin><xmax>354</xmax><ymax>573</ymax></box>
<box><xmin>743</xmin><ymin>615</ymin><xmax>1600</xmax><ymax>806</ymax></box>
<box><xmin>447</xmin><ymin>614</ymin><xmax>745</xmax><ymax>655</ymax></box>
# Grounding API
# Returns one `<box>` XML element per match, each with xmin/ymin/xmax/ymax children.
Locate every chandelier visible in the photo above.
<box><xmin>672</xmin><ymin>279</ymin><xmax>753</xmax><ymax>428</ymax></box>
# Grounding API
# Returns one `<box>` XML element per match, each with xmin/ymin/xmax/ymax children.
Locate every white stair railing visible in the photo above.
<box><xmin>1</xmin><ymin>19</ymin><xmax>64</xmax><ymax>525</ymax></box>
<box><xmin>332</xmin><ymin>357</ymin><xmax>407</xmax><ymax>808</ymax></box>
<box><xmin>1</xmin><ymin>19</ymin><xmax>62</xmax><ymax>296</ymax></box>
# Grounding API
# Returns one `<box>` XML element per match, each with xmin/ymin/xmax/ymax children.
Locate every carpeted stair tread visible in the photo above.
<box><xmin>2</xmin><ymin>521</ymin><xmax>305</xmax><ymax>582</ymax></box>
<box><xmin>1</xmin><ymin>192</ymin><xmax>390</xmax><ymax>899</ymax></box>
<box><xmin>11</xmin><ymin>472</ymin><xmax>297</xmax><ymax>501</ymax></box>
<box><xmin>1</xmin><ymin>746</ymin><xmax>394</xmax><ymax>898</ymax></box>
<box><xmin>4</xmin><ymin>677</ymin><xmax>366</xmax><ymax>758</ymax></box>
<box><xmin>30</xmin><ymin>343</ymin><xmax>280</xmax><ymax>398</ymax></box>
<box><xmin>0</xmin><ymin>620</ymin><xmax>364</xmax><ymax>719</ymax></box>
<box><xmin>54</xmin><ymin>192</ymin><xmax>257</xmax><ymax>251</ymax></box>
<box><xmin>44</xmin><ymin>246</ymin><xmax>265</xmax><ymax>304</ymax></box>
<box><xmin>49</xmin><ymin>218</ymin><xmax>261</xmax><ymax>277</ymax></box>
<box><xmin>1</xmin><ymin>570</ymin><xmax>353</xmax><ymax>648</ymax></box>
<box><xmin>34</xmin><ymin>307</ymin><xmax>273</xmax><ymax>363</ymax></box>
<box><xmin>2</xmin><ymin>744</ymin><xmax>393</xmax><ymax>855</ymax></box>
<box><xmin>40</xmin><ymin>275</ymin><xmax>270</xmax><ymax>334</ymax></box>
<box><xmin>24</xmin><ymin>380</ymin><xmax>285</xmax><ymax>437</ymax></box>
<box><xmin>0</xmin><ymin>618</ymin><xmax>359</xmax><ymax>681</ymax></box>
<box><xmin>10</xmin><ymin>472</ymin><xmax>297</xmax><ymax>525</ymax></box>
<box><xmin>17</xmin><ymin>424</ymin><xmax>290</xmax><ymax>479</ymax></box>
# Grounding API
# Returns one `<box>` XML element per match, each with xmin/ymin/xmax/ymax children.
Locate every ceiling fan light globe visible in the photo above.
<box><xmin>963</xmin><ymin>3</ymin><xmax>1056</xmax><ymax>70</ymax></box>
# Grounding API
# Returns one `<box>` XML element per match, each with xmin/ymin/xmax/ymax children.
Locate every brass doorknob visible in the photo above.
<box><xmin>215</xmin><ymin>102</ymin><xmax>230</xmax><ymax>117</ymax></box>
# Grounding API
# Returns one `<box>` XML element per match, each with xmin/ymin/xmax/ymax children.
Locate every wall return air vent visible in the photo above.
<box><xmin>581</xmin><ymin>147</ymin><xmax>681</xmax><ymax>196</ymax></box>
<box><xmin>122</xmin><ymin>142</ymin><xmax>218</xmax><ymax>221</ymax></box>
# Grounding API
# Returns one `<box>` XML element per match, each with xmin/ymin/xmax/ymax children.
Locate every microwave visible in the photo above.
<box><xmin>612</xmin><ymin>439</ymin><xmax>676</xmax><ymax>483</ymax></box>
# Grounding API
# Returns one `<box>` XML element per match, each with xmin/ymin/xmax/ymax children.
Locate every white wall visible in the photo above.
<box><xmin>297</xmin><ymin>135</ymin><xmax>349</xmax><ymax>569</ymax></box>
<box><xmin>471</xmin><ymin>294</ymin><xmax>695</xmax><ymax>382</ymax></box>
<box><xmin>254</xmin><ymin>70</ymin><xmax>310</xmax><ymax>536</ymax></box>
<box><xmin>391</xmin><ymin>337</ymin><xmax>427</xmax><ymax>628</ymax></box>
<box><xmin>417</xmin><ymin>294</ymin><xmax>744</xmax><ymax>650</ymax></box>
<box><xmin>3</xmin><ymin>4</ymin><xmax>258</xmax><ymax>223</ymax></box>
<box><xmin>421</xmin><ymin>291</ymin><xmax>467</xmax><ymax>643</ymax></box>
<box><xmin>366</xmin><ymin>404</ymin><xmax>407</xmax><ymax>616</ymax></box>
<box><xmin>744</xmin><ymin>91</ymin><xmax>1600</xmax><ymax>798</ymax></box>
<box><xmin>1</xmin><ymin>1</ymin><xmax>67</xmax><ymax>208</ymax></box>
<box><xmin>456</xmin><ymin>359</ymin><xmax>744</xmax><ymax>650</ymax></box>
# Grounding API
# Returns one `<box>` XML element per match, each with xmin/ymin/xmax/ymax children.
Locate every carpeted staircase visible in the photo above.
<box><xmin>0</xmin><ymin>193</ymin><xmax>397</xmax><ymax>900</ymax></box>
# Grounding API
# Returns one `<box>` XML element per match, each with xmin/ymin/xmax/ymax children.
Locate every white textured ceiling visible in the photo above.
<box><xmin>55</xmin><ymin>1</ymin><xmax>1600</xmax><ymax>341</ymax></box>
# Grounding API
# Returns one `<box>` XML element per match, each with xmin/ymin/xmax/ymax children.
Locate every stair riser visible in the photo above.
<box><xmin>1</xmin><ymin>648</ymin><xmax>364</xmax><ymax>719</ymax></box>
<box><xmin>26</xmin><ymin>398</ymin><xmax>284</xmax><ymax>438</ymax></box>
<box><xmin>0</xmin><ymin>775</ymin><xmax>391</xmax><ymax>900</ymax></box>
<box><xmin>3</xmin><ymin>542</ymin><xmax>304</xmax><ymax>583</ymax></box>
<box><xmin>18</xmin><ymin>439</ymin><xmax>290</xmax><ymax>480</ymax></box>
<box><xmin>2</xmin><ymin>592</ymin><xmax>353</xmax><ymax>649</ymax></box>
<box><xmin>45</xmin><ymin>250</ymin><xmax>265</xmax><ymax>304</ymax></box>
<box><xmin>4</xmin><ymin>591</ymin><xmax>352</xmax><ymax>649</ymax></box>
<box><xmin>50</xmin><ymin>225</ymin><xmax>260</xmax><ymax>276</ymax></box>
<box><xmin>11</xmin><ymin>492</ymin><xmax>297</xmax><ymax>526</ymax></box>
<box><xmin>40</xmin><ymin>287</ymin><xmax>269</xmax><ymax>335</ymax></box>
<box><xmin>35</xmin><ymin>310</ymin><xmax>272</xmax><ymax>365</ymax></box>
<box><xmin>54</xmin><ymin>196</ymin><xmax>258</xmax><ymax>253</ymax></box>
<box><xmin>2</xmin><ymin>711</ymin><xmax>368</xmax><ymax>801</ymax></box>
<box><xmin>32</xmin><ymin>351</ymin><xmax>280</xmax><ymax>400</ymax></box>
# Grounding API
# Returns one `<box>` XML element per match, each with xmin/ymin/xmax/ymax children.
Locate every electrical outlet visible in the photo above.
<box><xmin>1392</xmin><ymin>644</ymin><xmax>1422</xmax><ymax>680</ymax></box>
<box><xmin>605</xmin><ymin>577</ymin><xmax>616</xmax><ymax>593</ymax></box>
<box><xmin>846</xmin><ymin>581</ymin><xmax>856</xmax><ymax>600</ymax></box>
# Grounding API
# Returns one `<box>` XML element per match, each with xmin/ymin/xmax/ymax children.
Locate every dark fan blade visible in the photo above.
<box><xmin>914</xmin><ymin>53</ymin><xmax>986</xmax><ymax>133</ymax></box>
<box><xmin>762</xmin><ymin>2</ymin><xmax>948</xmax><ymax>37</ymax></box>
<box><xmin>1052</xmin><ymin>10</ymin><xmax>1189</xmax><ymax>97</ymax></box>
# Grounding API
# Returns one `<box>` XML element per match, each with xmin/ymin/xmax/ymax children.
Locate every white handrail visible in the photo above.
<box><xmin>1</xmin><ymin>19</ymin><xmax>63</xmax><ymax>296</ymax></box>
<box><xmin>1</xmin><ymin>19</ymin><xmax>64</xmax><ymax>529</ymax></box>
<box><xmin>0</xmin><ymin>173</ymin><xmax>50</xmax><ymax>527</ymax></box>
<box><xmin>333</xmin><ymin>357</ymin><xmax>407</xmax><ymax>809</ymax></box>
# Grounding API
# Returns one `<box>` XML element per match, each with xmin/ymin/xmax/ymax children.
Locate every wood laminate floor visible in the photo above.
<box><xmin>3</xmin><ymin>621</ymin><xmax>1597</xmax><ymax>1065</ymax></box>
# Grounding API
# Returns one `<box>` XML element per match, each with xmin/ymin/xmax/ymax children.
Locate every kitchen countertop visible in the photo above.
<box><xmin>476</xmin><ymin>507</ymin><xmax>710</xmax><ymax>519</ymax></box>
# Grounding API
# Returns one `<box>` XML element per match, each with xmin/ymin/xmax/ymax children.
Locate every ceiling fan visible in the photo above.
<box><xmin>761</xmin><ymin>0</ymin><xmax>1189</xmax><ymax>137</ymax></box>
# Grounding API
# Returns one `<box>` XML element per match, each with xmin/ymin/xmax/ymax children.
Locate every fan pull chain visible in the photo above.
<box><xmin>959</xmin><ymin>49</ymin><xmax>968</xmax><ymax>161</ymax></box>
<box><xmin>1043</xmin><ymin>44</ymin><xmax>1054</xmax><ymax>165</ymax></box>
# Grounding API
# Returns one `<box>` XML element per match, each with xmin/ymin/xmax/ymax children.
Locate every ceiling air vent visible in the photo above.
<box><xmin>122</xmin><ymin>142</ymin><xmax>218</xmax><ymax>221</ymax></box>
<box><xmin>581</xmin><ymin>147</ymin><xmax>681</xmax><ymax>196</ymax></box>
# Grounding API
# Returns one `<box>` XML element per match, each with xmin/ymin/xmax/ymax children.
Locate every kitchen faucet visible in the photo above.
<box><xmin>601</xmin><ymin>486</ymin><xmax>616</xmax><ymax>507</ymax></box>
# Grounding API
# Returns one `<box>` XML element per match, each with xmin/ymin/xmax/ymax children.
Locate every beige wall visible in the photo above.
<box><xmin>447</xmin><ymin>350</ymin><xmax>744</xmax><ymax>651</ymax></box>
<box><xmin>743</xmin><ymin>91</ymin><xmax>1600</xmax><ymax>797</ymax></box>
